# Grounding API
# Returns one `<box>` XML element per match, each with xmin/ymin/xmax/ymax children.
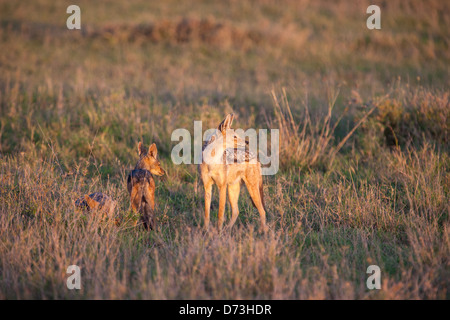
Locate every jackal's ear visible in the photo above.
<box><xmin>218</xmin><ymin>113</ymin><xmax>234</xmax><ymax>133</ymax></box>
<box><xmin>148</xmin><ymin>143</ymin><xmax>158</xmax><ymax>158</ymax></box>
<box><xmin>138</xmin><ymin>141</ymin><xmax>145</xmax><ymax>156</ymax></box>
<box><xmin>84</xmin><ymin>194</ymin><xmax>99</xmax><ymax>210</ymax></box>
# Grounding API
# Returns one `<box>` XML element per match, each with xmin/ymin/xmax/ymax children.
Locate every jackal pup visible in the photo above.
<box><xmin>200</xmin><ymin>113</ymin><xmax>267</xmax><ymax>232</ymax></box>
<box><xmin>75</xmin><ymin>192</ymin><xmax>116</xmax><ymax>219</ymax></box>
<box><xmin>127</xmin><ymin>142</ymin><xmax>165</xmax><ymax>230</ymax></box>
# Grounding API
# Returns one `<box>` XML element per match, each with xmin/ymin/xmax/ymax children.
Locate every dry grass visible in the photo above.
<box><xmin>0</xmin><ymin>0</ymin><xmax>449</xmax><ymax>299</ymax></box>
<box><xmin>270</xmin><ymin>87</ymin><xmax>379</xmax><ymax>170</ymax></box>
<box><xmin>1</xmin><ymin>139</ymin><xmax>448</xmax><ymax>299</ymax></box>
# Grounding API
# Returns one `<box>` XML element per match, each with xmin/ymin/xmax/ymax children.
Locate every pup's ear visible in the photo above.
<box><xmin>84</xmin><ymin>194</ymin><xmax>99</xmax><ymax>209</ymax></box>
<box><xmin>218</xmin><ymin>113</ymin><xmax>234</xmax><ymax>133</ymax></box>
<box><xmin>148</xmin><ymin>143</ymin><xmax>158</xmax><ymax>158</ymax></box>
<box><xmin>138</xmin><ymin>141</ymin><xmax>145</xmax><ymax>156</ymax></box>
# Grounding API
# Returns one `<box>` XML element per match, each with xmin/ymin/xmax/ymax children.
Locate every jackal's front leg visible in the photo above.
<box><xmin>203</xmin><ymin>180</ymin><xmax>213</xmax><ymax>230</ymax></box>
<box><xmin>217</xmin><ymin>185</ymin><xmax>227</xmax><ymax>231</ymax></box>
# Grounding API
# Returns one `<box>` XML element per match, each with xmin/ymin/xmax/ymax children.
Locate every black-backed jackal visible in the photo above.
<box><xmin>75</xmin><ymin>192</ymin><xmax>116</xmax><ymax>219</ymax></box>
<box><xmin>199</xmin><ymin>113</ymin><xmax>267</xmax><ymax>232</ymax></box>
<box><xmin>127</xmin><ymin>142</ymin><xmax>165</xmax><ymax>230</ymax></box>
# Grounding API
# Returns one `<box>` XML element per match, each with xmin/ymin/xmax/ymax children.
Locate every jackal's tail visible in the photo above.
<box><xmin>248</xmin><ymin>176</ymin><xmax>266</xmax><ymax>211</ymax></box>
<box><xmin>139</xmin><ymin>201</ymin><xmax>155</xmax><ymax>231</ymax></box>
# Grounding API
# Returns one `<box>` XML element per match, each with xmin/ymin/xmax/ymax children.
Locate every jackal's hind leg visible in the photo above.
<box><xmin>227</xmin><ymin>182</ymin><xmax>241</xmax><ymax>229</ymax></box>
<box><xmin>217</xmin><ymin>185</ymin><xmax>227</xmax><ymax>232</ymax></box>
<box><xmin>203</xmin><ymin>179</ymin><xmax>213</xmax><ymax>230</ymax></box>
<box><xmin>130</xmin><ymin>185</ymin><xmax>141</xmax><ymax>213</ymax></box>
<box><xmin>140</xmin><ymin>183</ymin><xmax>156</xmax><ymax>231</ymax></box>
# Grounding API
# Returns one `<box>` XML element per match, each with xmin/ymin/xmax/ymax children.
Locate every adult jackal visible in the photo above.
<box><xmin>199</xmin><ymin>113</ymin><xmax>267</xmax><ymax>232</ymax></box>
<box><xmin>127</xmin><ymin>142</ymin><xmax>165</xmax><ymax>230</ymax></box>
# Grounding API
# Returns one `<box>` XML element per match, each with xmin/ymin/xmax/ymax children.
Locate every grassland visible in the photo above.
<box><xmin>0</xmin><ymin>0</ymin><xmax>449</xmax><ymax>299</ymax></box>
